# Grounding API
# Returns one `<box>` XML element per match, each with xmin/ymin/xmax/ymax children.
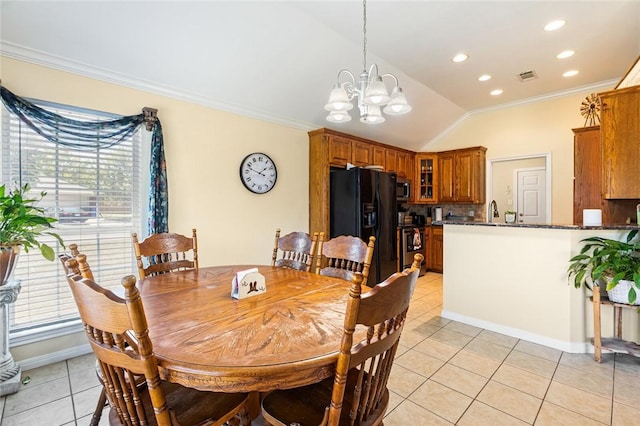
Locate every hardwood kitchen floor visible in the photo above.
<box><xmin>1</xmin><ymin>272</ymin><xmax>638</xmax><ymax>425</ymax></box>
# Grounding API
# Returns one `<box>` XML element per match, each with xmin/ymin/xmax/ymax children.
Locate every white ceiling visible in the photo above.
<box><xmin>1</xmin><ymin>1</ymin><xmax>638</xmax><ymax>151</ymax></box>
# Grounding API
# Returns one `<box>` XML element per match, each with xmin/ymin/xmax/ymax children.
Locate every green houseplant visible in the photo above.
<box><xmin>567</xmin><ymin>230</ymin><xmax>640</xmax><ymax>305</ymax></box>
<box><xmin>0</xmin><ymin>183</ymin><xmax>64</xmax><ymax>285</ymax></box>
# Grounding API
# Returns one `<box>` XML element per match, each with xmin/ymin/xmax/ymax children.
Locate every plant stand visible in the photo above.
<box><xmin>592</xmin><ymin>284</ymin><xmax>640</xmax><ymax>363</ymax></box>
<box><xmin>0</xmin><ymin>280</ymin><xmax>21</xmax><ymax>396</ymax></box>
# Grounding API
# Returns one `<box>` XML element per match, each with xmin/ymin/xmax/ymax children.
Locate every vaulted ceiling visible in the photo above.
<box><xmin>1</xmin><ymin>1</ymin><xmax>638</xmax><ymax>151</ymax></box>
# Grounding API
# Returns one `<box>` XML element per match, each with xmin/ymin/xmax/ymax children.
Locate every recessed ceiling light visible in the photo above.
<box><xmin>478</xmin><ymin>74</ymin><xmax>492</xmax><ymax>82</ymax></box>
<box><xmin>490</xmin><ymin>89</ymin><xmax>503</xmax><ymax>96</ymax></box>
<box><xmin>557</xmin><ymin>50</ymin><xmax>575</xmax><ymax>59</ymax></box>
<box><xmin>563</xmin><ymin>70</ymin><xmax>579</xmax><ymax>77</ymax></box>
<box><xmin>452</xmin><ymin>53</ymin><xmax>469</xmax><ymax>63</ymax></box>
<box><xmin>544</xmin><ymin>20</ymin><xmax>565</xmax><ymax>31</ymax></box>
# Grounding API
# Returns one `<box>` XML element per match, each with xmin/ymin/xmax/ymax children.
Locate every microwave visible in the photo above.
<box><xmin>396</xmin><ymin>180</ymin><xmax>411</xmax><ymax>200</ymax></box>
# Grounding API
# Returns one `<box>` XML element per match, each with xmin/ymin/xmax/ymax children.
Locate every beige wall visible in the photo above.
<box><xmin>423</xmin><ymin>88</ymin><xmax>614</xmax><ymax>224</ymax></box>
<box><xmin>443</xmin><ymin>224</ymin><xmax>640</xmax><ymax>352</ymax></box>
<box><xmin>2</xmin><ymin>56</ymin><xmax>310</xmax><ymax>363</ymax></box>
<box><xmin>2</xmin><ymin>57</ymin><xmax>309</xmax><ymax>266</ymax></box>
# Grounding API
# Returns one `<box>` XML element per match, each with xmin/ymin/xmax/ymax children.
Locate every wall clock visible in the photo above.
<box><xmin>239</xmin><ymin>152</ymin><xmax>277</xmax><ymax>194</ymax></box>
<box><xmin>580</xmin><ymin>93</ymin><xmax>601</xmax><ymax>127</ymax></box>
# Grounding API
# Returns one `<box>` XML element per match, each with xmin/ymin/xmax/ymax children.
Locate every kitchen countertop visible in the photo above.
<box><xmin>433</xmin><ymin>220</ymin><xmax>639</xmax><ymax>230</ymax></box>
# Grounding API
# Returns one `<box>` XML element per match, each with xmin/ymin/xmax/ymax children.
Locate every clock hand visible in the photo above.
<box><xmin>247</xmin><ymin>165</ymin><xmax>266</xmax><ymax>177</ymax></box>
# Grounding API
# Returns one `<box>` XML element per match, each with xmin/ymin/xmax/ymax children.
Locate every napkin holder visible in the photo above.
<box><xmin>231</xmin><ymin>268</ymin><xmax>266</xmax><ymax>299</ymax></box>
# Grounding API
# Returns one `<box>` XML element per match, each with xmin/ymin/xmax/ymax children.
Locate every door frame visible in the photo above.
<box><xmin>486</xmin><ymin>153</ymin><xmax>552</xmax><ymax>224</ymax></box>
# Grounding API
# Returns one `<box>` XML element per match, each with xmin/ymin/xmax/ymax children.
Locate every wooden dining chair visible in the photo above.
<box><xmin>132</xmin><ymin>228</ymin><xmax>198</xmax><ymax>279</ymax></box>
<box><xmin>315</xmin><ymin>235</ymin><xmax>376</xmax><ymax>285</ymax></box>
<box><xmin>271</xmin><ymin>228</ymin><xmax>322</xmax><ymax>272</ymax></box>
<box><xmin>261</xmin><ymin>253</ymin><xmax>423</xmax><ymax>426</ymax></box>
<box><xmin>64</xmin><ymin>262</ymin><xmax>251</xmax><ymax>426</ymax></box>
<box><xmin>59</xmin><ymin>245</ymin><xmax>106</xmax><ymax>426</ymax></box>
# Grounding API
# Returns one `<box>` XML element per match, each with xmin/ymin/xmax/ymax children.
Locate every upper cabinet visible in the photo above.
<box><xmin>599</xmin><ymin>85</ymin><xmax>640</xmax><ymax>199</ymax></box>
<box><xmin>396</xmin><ymin>151</ymin><xmax>414</xmax><ymax>180</ymax></box>
<box><xmin>351</xmin><ymin>141</ymin><xmax>373</xmax><ymax>167</ymax></box>
<box><xmin>385</xmin><ymin>150</ymin><xmax>398</xmax><ymax>174</ymax></box>
<box><xmin>415</xmin><ymin>153</ymin><xmax>438</xmax><ymax>204</ymax></box>
<box><xmin>327</xmin><ymin>135</ymin><xmax>352</xmax><ymax>167</ymax></box>
<box><xmin>308</xmin><ymin>128</ymin><xmax>414</xmax><ymax>235</ymax></box>
<box><xmin>438</xmin><ymin>147</ymin><xmax>486</xmax><ymax>204</ymax></box>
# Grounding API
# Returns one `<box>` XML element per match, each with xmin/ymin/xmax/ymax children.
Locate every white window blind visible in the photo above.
<box><xmin>1</xmin><ymin>100</ymin><xmax>142</xmax><ymax>334</ymax></box>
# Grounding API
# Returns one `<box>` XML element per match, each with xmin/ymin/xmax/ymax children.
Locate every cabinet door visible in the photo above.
<box><xmin>352</xmin><ymin>141</ymin><xmax>372</xmax><ymax>167</ymax></box>
<box><xmin>455</xmin><ymin>150</ymin><xmax>474</xmax><ymax>202</ymax></box>
<box><xmin>429</xmin><ymin>226</ymin><xmax>443</xmax><ymax>273</ymax></box>
<box><xmin>438</xmin><ymin>152</ymin><xmax>455</xmax><ymax>202</ymax></box>
<box><xmin>415</xmin><ymin>154</ymin><xmax>438</xmax><ymax>204</ymax></box>
<box><xmin>328</xmin><ymin>136</ymin><xmax>352</xmax><ymax>167</ymax></box>
<box><xmin>385</xmin><ymin>150</ymin><xmax>398</xmax><ymax>174</ymax></box>
<box><xmin>396</xmin><ymin>151</ymin><xmax>411</xmax><ymax>178</ymax></box>
<box><xmin>573</xmin><ymin>127</ymin><xmax>602</xmax><ymax>224</ymax></box>
<box><xmin>600</xmin><ymin>87</ymin><xmax>640</xmax><ymax>199</ymax></box>
<box><xmin>372</xmin><ymin>146</ymin><xmax>385</xmax><ymax>169</ymax></box>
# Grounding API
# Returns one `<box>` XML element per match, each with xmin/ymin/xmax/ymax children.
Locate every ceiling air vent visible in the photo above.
<box><xmin>518</xmin><ymin>70</ymin><xmax>538</xmax><ymax>82</ymax></box>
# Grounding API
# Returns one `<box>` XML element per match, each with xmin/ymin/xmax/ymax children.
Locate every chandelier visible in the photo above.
<box><xmin>324</xmin><ymin>0</ymin><xmax>411</xmax><ymax>124</ymax></box>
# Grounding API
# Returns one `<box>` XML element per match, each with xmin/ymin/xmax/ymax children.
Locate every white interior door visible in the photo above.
<box><xmin>515</xmin><ymin>168</ymin><xmax>547</xmax><ymax>224</ymax></box>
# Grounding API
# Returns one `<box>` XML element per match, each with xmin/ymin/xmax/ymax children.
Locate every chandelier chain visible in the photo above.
<box><xmin>362</xmin><ymin>0</ymin><xmax>367</xmax><ymax>71</ymax></box>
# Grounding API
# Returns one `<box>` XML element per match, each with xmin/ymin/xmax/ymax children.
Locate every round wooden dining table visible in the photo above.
<box><xmin>138</xmin><ymin>265</ymin><xmax>366</xmax><ymax>394</ymax></box>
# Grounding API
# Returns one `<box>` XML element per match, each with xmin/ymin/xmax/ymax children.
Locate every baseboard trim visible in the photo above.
<box><xmin>18</xmin><ymin>344</ymin><xmax>92</xmax><ymax>371</ymax></box>
<box><xmin>440</xmin><ymin>310</ymin><xmax>590</xmax><ymax>353</ymax></box>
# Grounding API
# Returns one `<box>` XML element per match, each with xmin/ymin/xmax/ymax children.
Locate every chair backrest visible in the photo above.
<box><xmin>59</xmin><ymin>243</ymin><xmax>95</xmax><ymax>280</ymax></box>
<box><xmin>315</xmin><ymin>235</ymin><xmax>375</xmax><ymax>285</ymax></box>
<box><xmin>132</xmin><ymin>229</ymin><xmax>198</xmax><ymax>279</ymax></box>
<box><xmin>271</xmin><ymin>228</ymin><xmax>322</xmax><ymax>272</ymax></box>
<box><xmin>327</xmin><ymin>253</ymin><xmax>422</xmax><ymax>425</ymax></box>
<box><xmin>64</xmin><ymin>265</ymin><xmax>173</xmax><ymax>425</ymax></box>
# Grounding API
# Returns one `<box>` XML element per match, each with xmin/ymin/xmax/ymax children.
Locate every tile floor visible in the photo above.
<box><xmin>1</xmin><ymin>272</ymin><xmax>639</xmax><ymax>425</ymax></box>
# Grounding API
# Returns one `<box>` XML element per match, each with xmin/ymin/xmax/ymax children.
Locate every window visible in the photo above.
<box><xmin>1</xmin><ymin>100</ymin><xmax>144</xmax><ymax>336</ymax></box>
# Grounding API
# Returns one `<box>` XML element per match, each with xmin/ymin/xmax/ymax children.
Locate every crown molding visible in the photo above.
<box><xmin>0</xmin><ymin>42</ymin><xmax>314</xmax><ymax>132</ymax></box>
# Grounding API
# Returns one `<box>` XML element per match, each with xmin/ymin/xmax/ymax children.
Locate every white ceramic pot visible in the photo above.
<box><xmin>606</xmin><ymin>278</ymin><xmax>640</xmax><ymax>305</ymax></box>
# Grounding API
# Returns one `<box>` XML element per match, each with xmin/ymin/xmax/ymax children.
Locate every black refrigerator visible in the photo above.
<box><xmin>330</xmin><ymin>168</ymin><xmax>398</xmax><ymax>285</ymax></box>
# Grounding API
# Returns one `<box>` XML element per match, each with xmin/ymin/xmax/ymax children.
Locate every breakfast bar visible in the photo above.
<box><xmin>439</xmin><ymin>221</ymin><xmax>640</xmax><ymax>353</ymax></box>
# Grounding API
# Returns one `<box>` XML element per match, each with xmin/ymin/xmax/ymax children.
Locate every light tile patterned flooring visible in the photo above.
<box><xmin>1</xmin><ymin>272</ymin><xmax>639</xmax><ymax>425</ymax></box>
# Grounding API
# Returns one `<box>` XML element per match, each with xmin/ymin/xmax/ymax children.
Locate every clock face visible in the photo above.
<box><xmin>239</xmin><ymin>152</ymin><xmax>277</xmax><ymax>194</ymax></box>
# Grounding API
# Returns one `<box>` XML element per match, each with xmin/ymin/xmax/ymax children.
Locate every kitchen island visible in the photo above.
<box><xmin>439</xmin><ymin>221</ymin><xmax>640</xmax><ymax>353</ymax></box>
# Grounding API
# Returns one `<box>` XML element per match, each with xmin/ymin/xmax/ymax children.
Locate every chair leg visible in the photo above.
<box><xmin>90</xmin><ymin>386</ymin><xmax>108</xmax><ymax>426</ymax></box>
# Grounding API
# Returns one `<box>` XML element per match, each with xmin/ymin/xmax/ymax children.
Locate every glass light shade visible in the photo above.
<box><xmin>324</xmin><ymin>86</ymin><xmax>353</xmax><ymax>112</ymax></box>
<box><xmin>383</xmin><ymin>88</ymin><xmax>412</xmax><ymax>115</ymax></box>
<box><xmin>360</xmin><ymin>105</ymin><xmax>385</xmax><ymax>124</ymax></box>
<box><xmin>326</xmin><ymin>110</ymin><xmax>352</xmax><ymax>123</ymax></box>
<box><xmin>363</xmin><ymin>76</ymin><xmax>390</xmax><ymax>106</ymax></box>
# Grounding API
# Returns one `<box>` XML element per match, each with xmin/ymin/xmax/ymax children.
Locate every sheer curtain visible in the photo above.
<box><xmin>0</xmin><ymin>85</ymin><xmax>168</xmax><ymax>234</ymax></box>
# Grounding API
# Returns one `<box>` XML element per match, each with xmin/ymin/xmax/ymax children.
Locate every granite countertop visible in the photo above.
<box><xmin>433</xmin><ymin>220</ymin><xmax>639</xmax><ymax>230</ymax></box>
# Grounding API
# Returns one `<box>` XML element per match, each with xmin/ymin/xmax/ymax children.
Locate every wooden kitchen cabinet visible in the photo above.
<box><xmin>396</xmin><ymin>151</ymin><xmax>414</xmax><ymax>180</ymax></box>
<box><xmin>373</xmin><ymin>146</ymin><xmax>385</xmax><ymax>168</ymax></box>
<box><xmin>599</xmin><ymin>85</ymin><xmax>640</xmax><ymax>199</ymax></box>
<box><xmin>572</xmin><ymin>126</ymin><xmax>639</xmax><ymax>225</ymax></box>
<box><xmin>415</xmin><ymin>153</ymin><xmax>438</xmax><ymax>203</ymax></box>
<box><xmin>327</xmin><ymin>135</ymin><xmax>352</xmax><ymax>167</ymax></box>
<box><xmin>309</xmin><ymin>128</ymin><xmax>413</xmax><ymax>236</ymax></box>
<box><xmin>438</xmin><ymin>147</ymin><xmax>486</xmax><ymax>203</ymax></box>
<box><xmin>385</xmin><ymin>149</ymin><xmax>398</xmax><ymax>174</ymax></box>
<box><xmin>429</xmin><ymin>226</ymin><xmax>443</xmax><ymax>273</ymax></box>
<box><xmin>351</xmin><ymin>141</ymin><xmax>373</xmax><ymax>167</ymax></box>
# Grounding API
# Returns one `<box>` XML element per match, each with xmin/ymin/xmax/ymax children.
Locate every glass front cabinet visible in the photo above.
<box><xmin>415</xmin><ymin>153</ymin><xmax>438</xmax><ymax>204</ymax></box>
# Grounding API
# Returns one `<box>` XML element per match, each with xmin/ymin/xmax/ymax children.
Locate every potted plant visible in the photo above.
<box><xmin>504</xmin><ymin>210</ymin><xmax>516</xmax><ymax>223</ymax></box>
<box><xmin>567</xmin><ymin>230</ymin><xmax>640</xmax><ymax>305</ymax></box>
<box><xmin>0</xmin><ymin>183</ymin><xmax>64</xmax><ymax>285</ymax></box>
